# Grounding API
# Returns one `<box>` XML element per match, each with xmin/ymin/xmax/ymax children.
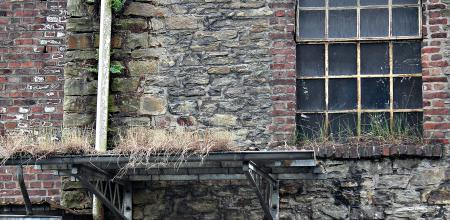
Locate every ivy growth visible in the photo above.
<box><xmin>111</xmin><ymin>0</ymin><xmax>126</xmax><ymax>13</ymax></box>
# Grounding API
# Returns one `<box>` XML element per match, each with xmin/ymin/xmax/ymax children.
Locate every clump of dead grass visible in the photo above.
<box><xmin>0</xmin><ymin>128</ymin><xmax>94</xmax><ymax>164</ymax></box>
<box><xmin>114</xmin><ymin>127</ymin><xmax>236</xmax><ymax>169</ymax></box>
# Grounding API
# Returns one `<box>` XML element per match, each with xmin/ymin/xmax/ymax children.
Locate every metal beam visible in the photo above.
<box><xmin>243</xmin><ymin>161</ymin><xmax>279</xmax><ymax>220</ymax></box>
<box><xmin>16</xmin><ymin>165</ymin><xmax>33</xmax><ymax>215</ymax></box>
<box><xmin>4</xmin><ymin>151</ymin><xmax>316</xmax><ymax>166</ymax></box>
<box><xmin>71</xmin><ymin>174</ymin><xmax>127</xmax><ymax>220</ymax></box>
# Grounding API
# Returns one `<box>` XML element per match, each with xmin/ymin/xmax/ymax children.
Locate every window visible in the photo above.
<box><xmin>296</xmin><ymin>0</ymin><xmax>423</xmax><ymax>138</ymax></box>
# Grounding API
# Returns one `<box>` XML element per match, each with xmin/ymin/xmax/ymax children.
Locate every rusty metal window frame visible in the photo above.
<box><xmin>295</xmin><ymin>0</ymin><xmax>423</xmax><ymax>137</ymax></box>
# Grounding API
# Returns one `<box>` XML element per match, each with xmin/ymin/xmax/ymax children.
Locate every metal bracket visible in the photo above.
<box><xmin>70</xmin><ymin>171</ymin><xmax>131</xmax><ymax>220</ymax></box>
<box><xmin>16</xmin><ymin>165</ymin><xmax>33</xmax><ymax>215</ymax></box>
<box><xmin>243</xmin><ymin>161</ymin><xmax>279</xmax><ymax>220</ymax></box>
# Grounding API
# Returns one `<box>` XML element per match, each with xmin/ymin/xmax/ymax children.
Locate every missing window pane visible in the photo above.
<box><xmin>297</xmin><ymin>79</ymin><xmax>325</xmax><ymax>111</ymax></box>
<box><xmin>361</xmin><ymin>43</ymin><xmax>390</xmax><ymax>74</ymax></box>
<box><xmin>392</xmin><ymin>7</ymin><xmax>419</xmax><ymax>36</ymax></box>
<box><xmin>361</xmin><ymin>78</ymin><xmax>390</xmax><ymax>109</ymax></box>
<box><xmin>329</xmin><ymin>0</ymin><xmax>356</xmax><ymax>7</ymax></box>
<box><xmin>394</xmin><ymin>77</ymin><xmax>422</xmax><ymax>109</ymax></box>
<box><xmin>329</xmin><ymin>113</ymin><xmax>357</xmax><ymax>137</ymax></box>
<box><xmin>299</xmin><ymin>10</ymin><xmax>325</xmax><ymax>39</ymax></box>
<box><xmin>361</xmin><ymin>113</ymin><xmax>391</xmax><ymax>134</ymax></box>
<box><xmin>360</xmin><ymin>0</ymin><xmax>388</xmax><ymax>5</ymax></box>
<box><xmin>296</xmin><ymin>113</ymin><xmax>326</xmax><ymax>139</ymax></box>
<box><xmin>394</xmin><ymin>112</ymin><xmax>422</xmax><ymax>136</ymax></box>
<box><xmin>329</xmin><ymin>44</ymin><xmax>357</xmax><ymax>75</ymax></box>
<box><xmin>329</xmin><ymin>79</ymin><xmax>357</xmax><ymax>110</ymax></box>
<box><xmin>297</xmin><ymin>44</ymin><xmax>325</xmax><ymax>77</ymax></box>
<box><xmin>361</xmin><ymin>9</ymin><xmax>389</xmax><ymax>37</ymax></box>
<box><xmin>329</xmin><ymin>10</ymin><xmax>357</xmax><ymax>38</ymax></box>
<box><xmin>393</xmin><ymin>41</ymin><xmax>422</xmax><ymax>74</ymax></box>
<box><xmin>298</xmin><ymin>0</ymin><xmax>325</xmax><ymax>7</ymax></box>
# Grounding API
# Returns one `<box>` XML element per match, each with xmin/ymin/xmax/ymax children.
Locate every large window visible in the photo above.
<box><xmin>295</xmin><ymin>0</ymin><xmax>423</xmax><ymax>138</ymax></box>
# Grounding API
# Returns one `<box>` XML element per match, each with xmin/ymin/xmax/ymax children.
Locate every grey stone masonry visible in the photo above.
<box><xmin>64</xmin><ymin>0</ymin><xmax>274</xmax><ymax>147</ymax></box>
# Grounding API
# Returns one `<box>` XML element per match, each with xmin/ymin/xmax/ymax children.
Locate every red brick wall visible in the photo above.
<box><xmin>0</xmin><ymin>0</ymin><xmax>66</xmax><ymax>204</ymax></box>
<box><xmin>269</xmin><ymin>0</ymin><xmax>450</xmax><ymax>148</ymax></box>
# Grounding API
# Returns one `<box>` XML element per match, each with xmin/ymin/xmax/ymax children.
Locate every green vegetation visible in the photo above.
<box><xmin>111</xmin><ymin>0</ymin><xmax>126</xmax><ymax>13</ymax></box>
<box><xmin>110</xmin><ymin>62</ymin><xmax>125</xmax><ymax>74</ymax></box>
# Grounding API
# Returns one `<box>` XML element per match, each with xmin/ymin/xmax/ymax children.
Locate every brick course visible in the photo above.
<box><xmin>0</xmin><ymin>0</ymin><xmax>66</xmax><ymax>205</ymax></box>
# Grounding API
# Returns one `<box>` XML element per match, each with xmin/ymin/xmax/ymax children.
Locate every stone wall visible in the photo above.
<box><xmin>64</xmin><ymin>0</ymin><xmax>274</xmax><ymax>147</ymax></box>
<box><xmin>130</xmin><ymin>158</ymin><xmax>449</xmax><ymax>220</ymax></box>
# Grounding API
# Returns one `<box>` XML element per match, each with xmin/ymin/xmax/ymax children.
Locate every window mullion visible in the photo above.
<box><xmin>357</xmin><ymin>42</ymin><xmax>362</xmax><ymax>136</ymax></box>
<box><xmin>325</xmin><ymin>43</ymin><xmax>330</xmax><ymax>136</ymax></box>
<box><xmin>389</xmin><ymin>42</ymin><xmax>394</xmax><ymax>131</ymax></box>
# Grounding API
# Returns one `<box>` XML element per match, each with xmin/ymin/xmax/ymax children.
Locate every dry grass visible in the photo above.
<box><xmin>114</xmin><ymin>127</ymin><xmax>237</xmax><ymax>169</ymax></box>
<box><xmin>0</xmin><ymin>128</ymin><xmax>94</xmax><ymax>164</ymax></box>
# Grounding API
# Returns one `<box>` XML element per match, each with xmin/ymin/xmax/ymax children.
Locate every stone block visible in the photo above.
<box><xmin>63</xmin><ymin>113</ymin><xmax>95</xmax><ymax>127</ymax></box>
<box><xmin>166</xmin><ymin>16</ymin><xmax>201</xmax><ymax>30</ymax></box>
<box><xmin>64</xmin><ymin>62</ymin><xmax>97</xmax><ymax>78</ymax></box>
<box><xmin>128</xmin><ymin>60</ymin><xmax>158</xmax><ymax>76</ymax></box>
<box><xmin>65</xmin><ymin>50</ymin><xmax>97</xmax><ymax>62</ymax></box>
<box><xmin>427</xmin><ymin>187</ymin><xmax>450</xmax><ymax>205</ymax></box>
<box><xmin>131</xmin><ymin>48</ymin><xmax>166</xmax><ymax>59</ymax></box>
<box><xmin>64</xmin><ymin>78</ymin><xmax>97</xmax><ymax>96</ymax></box>
<box><xmin>124</xmin><ymin>2</ymin><xmax>169</xmax><ymax>17</ymax></box>
<box><xmin>67</xmin><ymin>0</ymin><xmax>87</xmax><ymax>17</ymax></box>
<box><xmin>210</xmin><ymin>114</ymin><xmax>237</xmax><ymax>127</ymax></box>
<box><xmin>111</xmin><ymin>77</ymin><xmax>141</xmax><ymax>93</ymax></box>
<box><xmin>169</xmin><ymin>100</ymin><xmax>198</xmax><ymax>115</ymax></box>
<box><xmin>64</xmin><ymin>95</ymin><xmax>96</xmax><ymax>113</ymax></box>
<box><xmin>66</xmin><ymin>18</ymin><xmax>99</xmax><ymax>32</ymax></box>
<box><xmin>61</xmin><ymin>190</ymin><xmax>91</xmax><ymax>210</ymax></box>
<box><xmin>114</xmin><ymin>18</ymin><xmax>148</xmax><ymax>32</ymax></box>
<box><xmin>376</xmin><ymin>175</ymin><xmax>411</xmax><ymax>189</ymax></box>
<box><xmin>208</xmin><ymin>66</ymin><xmax>231</xmax><ymax>74</ymax></box>
<box><xmin>67</xmin><ymin>33</ymin><xmax>94</xmax><ymax>50</ymax></box>
<box><xmin>139</xmin><ymin>95</ymin><xmax>167</xmax><ymax>115</ymax></box>
<box><xmin>126</xmin><ymin>32</ymin><xmax>149</xmax><ymax>50</ymax></box>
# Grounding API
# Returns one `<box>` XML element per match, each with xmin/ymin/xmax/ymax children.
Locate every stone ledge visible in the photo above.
<box><xmin>309</xmin><ymin>144</ymin><xmax>445</xmax><ymax>159</ymax></box>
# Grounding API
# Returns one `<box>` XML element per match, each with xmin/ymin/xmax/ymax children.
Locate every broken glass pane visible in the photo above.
<box><xmin>394</xmin><ymin>112</ymin><xmax>422</xmax><ymax>136</ymax></box>
<box><xmin>299</xmin><ymin>10</ymin><xmax>325</xmax><ymax>39</ymax></box>
<box><xmin>296</xmin><ymin>113</ymin><xmax>326</xmax><ymax>139</ymax></box>
<box><xmin>297</xmin><ymin>79</ymin><xmax>325</xmax><ymax>111</ymax></box>
<box><xmin>361</xmin><ymin>112</ymin><xmax>391</xmax><ymax>134</ymax></box>
<box><xmin>361</xmin><ymin>78</ymin><xmax>390</xmax><ymax>109</ymax></box>
<box><xmin>298</xmin><ymin>0</ymin><xmax>325</xmax><ymax>7</ymax></box>
<box><xmin>360</xmin><ymin>0</ymin><xmax>388</xmax><ymax>5</ymax></box>
<box><xmin>392</xmin><ymin>7</ymin><xmax>419</xmax><ymax>36</ymax></box>
<box><xmin>361</xmin><ymin>43</ymin><xmax>390</xmax><ymax>74</ymax></box>
<box><xmin>297</xmin><ymin>44</ymin><xmax>325</xmax><ymax>77</ymax></box>
<box><xmin>393</xmin><ymin>41</ymin><xmax>422</xmax><ymax>74</ymax></box>
<box><xmin>329</xmin><ymin>10</ymin><xmax>357</xmax><ymax>38</ymax></box>
<box><xmin>361</xmin><ymin>9</ymin><xmax>389</xmax><ymax>37</ymax></box>
<box><xmin>329</xmin><ymin>0</ymin><xmax>356</xmax><ymax>7</ymax></box>
<box><xmin>329</xmin><ymin>79</ymin><xmax>357</xmax><ymax>110</ymax></box>
<box><xmin>329</xmin><ymin>44</ymin><xmax>357</xmax><ymax>75</ymax></box>
<box><xmin>329</xmin><ymin>113</ymin><xmax>357</xmax><ymax>137</ymax></box>
<box><xmin>394</xmin><ymin>77</ymin><xmax>422</xmax><ymax>109</ymax></box>
<box><xmin>392</xmin><ymin>0</ymin><xmax>418</xmax><ymax>4</ymax></box>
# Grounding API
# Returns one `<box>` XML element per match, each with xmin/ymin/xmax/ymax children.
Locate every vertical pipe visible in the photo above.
<box><xmin>95</xmin><ymin>0</ymin><xmax>112</xmax><ymax>219</ymax></box>
<box><xmin>16</xmin><ymin>166</ymin><xmax>33</xmax><ymax>215</ymax></box>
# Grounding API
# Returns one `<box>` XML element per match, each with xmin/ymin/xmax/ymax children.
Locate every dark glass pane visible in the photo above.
<box><xmin>297</xmin><ymin>79</ymin><xmax>325</xmax><ymax>111</ymax></box>
<box><xmin>296</xmin><ymin>113</ymin><xmax>326</xmax><ymax>139</ymax></box>
<box><xmin>329</xmin><ymin>114</ymin><xmax>357</xmax><ymax>137</ymax></box>
<box><xmin>361</xmin><ymin>9</ymin><xmax>389</xmax><ymax>37</ymax></box>
<box><xmin>392</xmin><ymin>8</ymin><xmax>419</xmax><ymax>36</ymax></box>
<box><xmin>329</xmin><ymin>79</ymin><xmax>357</xmax><ymax>110</ymax></box>
<box><xmin>361</xmin><ymin>78</ymin><xmax>390</xmax><ymax>109</ymax></box>
<box><xmin>361</xmin><ymin>43</ymin><xmax>390</xmax><ymax>74</ymax></box>
<box><xmin>394</xmin><ymin>77</ymin><xmax>422</xmax><ymax>109</ymax></box>
<box><xmin>299</xmin><ymin>0</ymin><xmax>325</xmax><ymax>7</ymax></box>
<box><xmin>393</xmin><ymin>41</ymin><xmax>422</xmax><ymax>74</ymax></box>
<box><xmin>329</xmin><ymin>0</ymin><xmax>356</xmax><ymax>7</ymax></box>
<box><xmin>299</xmin><ymin>10</ymin><xmax>325</xmax><ymax>39</ymax></box>
<box><xmin>393</xmin><ymin>0</ymin><xmax>418</xmax><ymax>4</ymax></box>
<box><xmin>296</xmin><ymin>44</ymin><xmax>325</xmax><ymax>77</ymax></box>
<box><xmin>329</xmin><ymin>44</ymin><xmax>357</xmax><ymax>75</ymax></box>
<box><xmin>361</xmin><ymin>0</ymin><xmax>388</xmax><ymax>5</ymax></box>
<box><xmin>394</xmin><ymin>112</ymin><xmax>422</xmax><ymax>136</ymax></box>
<box><xmin>329</xmin><ymin>10</ymin><xmax>357</xmax><ymax>38</ymax></box>
<box><xmin>361</xmin><ymin>113</ymin><xmax>391</xmax><ymax>134</ymax></box>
